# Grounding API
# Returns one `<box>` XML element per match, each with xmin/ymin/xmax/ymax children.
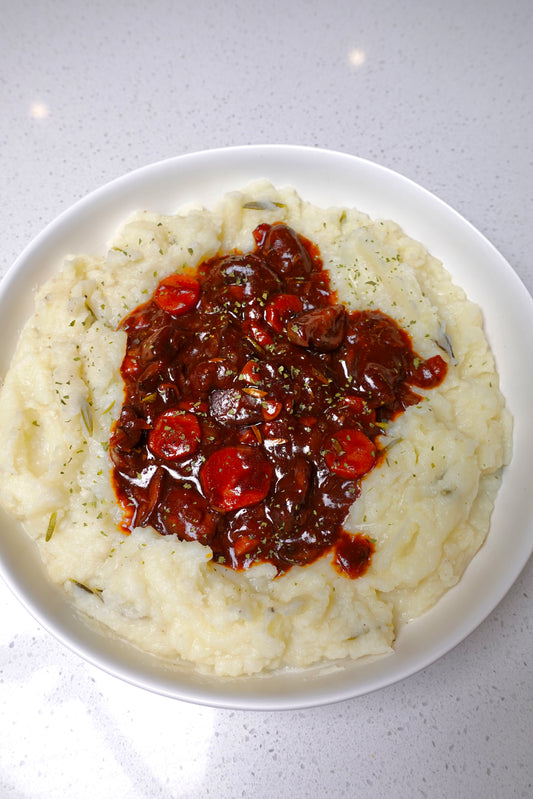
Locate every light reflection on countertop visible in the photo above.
<box><xmin>348</xmin><ymin>48</ymin><xmax>367</xmax><ymax>67</ymax></box>
<box><xmin>29</xmin><ymin>101</ymin><xmax>51</xmax><ymax>120</ymax></box>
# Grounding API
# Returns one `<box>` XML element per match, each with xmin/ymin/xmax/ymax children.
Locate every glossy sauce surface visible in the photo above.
<box><xmin>110</xmin><ymin>223</ymin><xmax>447</xmax><ymax>576</ymax></box>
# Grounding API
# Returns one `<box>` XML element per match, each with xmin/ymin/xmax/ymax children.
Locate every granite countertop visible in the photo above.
<box><xmin>1</xmin><ymin>1</ymin><xmax>531</xmax><ymax>797</ymax></box>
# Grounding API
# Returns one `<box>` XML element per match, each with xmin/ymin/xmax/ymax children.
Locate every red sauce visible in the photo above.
<box><xmin>333</xmin><ymin>531</ymin><xmax>376</xmax><ymax>579</ymax></box>
<box><xmin>110</xmin><ymin>222</ymin><xmax>447</xmax><ymax>576</ymax></box>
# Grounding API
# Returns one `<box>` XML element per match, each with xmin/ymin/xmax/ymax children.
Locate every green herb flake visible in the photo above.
<box><xmin>80</xmin><ymin>400</ymin><xmax>93</xmax><ymax>436</ymax></box>
<box><xmin>45</xmin><ymin>511</ymin><xmax>57</xmax><ymax>542</ymax></box>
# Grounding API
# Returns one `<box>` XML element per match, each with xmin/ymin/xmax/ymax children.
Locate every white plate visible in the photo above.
<box><xmin>0</xmin><ymin>145</ymin><xmax>532</xmax><ymax>710</ymax></box>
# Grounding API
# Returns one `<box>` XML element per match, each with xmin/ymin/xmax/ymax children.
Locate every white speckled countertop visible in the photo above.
<box><xmin>1</xmin><ymin>1</ymin><xmax>532</xmax><ymax>796</ymax></box>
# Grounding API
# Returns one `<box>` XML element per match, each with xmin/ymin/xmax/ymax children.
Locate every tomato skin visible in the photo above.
<box><xmin>154</xmin><ymin>273</ymin><xmax>200</xmax><ymax>315</ymax></box>
<box><xmin>238</xmin><ymin>360</ymin><xmax>261</xmax><ymax>384</ymax></box>
<box><xmin>200</xmin><ymin>445</ymin><xmax>273</xmax><ymax>511</ymax></box>
<box><xmin>323</xmin><ymin>429</ymin><xmax>376</xmax><ymax>478</ymax></box>
<box><xmin>244</xmin><ymin>318</ymin><xmax>274</xmax><ymax>347</ymax></box>
<box><xmin>410</xmin><ymin>354</ymin><xmax>448</xmax><ymax>388</ymax></box>
<box><xmin>265</xmin><ymin>293</ymin><xmax>303</xmax><ymax>333</ymax></box>
<box><xmin>121</xmin><ymin>353</ymin><xmax>141</xmax><ymax>377</ymax></box>
<box><xmin>261</xmin><ymin>398</ymin><xmax>283</xmax><ymax>421</ymax></box>
<box><xmin>341</xmin><ymin>396</ymin><xmax>369</xmax><ymax>416</ymax></box>
<box><xmin>148</xmin><ymin>409</ymin><xmax>201</xmax><ymax>461</ymax></box>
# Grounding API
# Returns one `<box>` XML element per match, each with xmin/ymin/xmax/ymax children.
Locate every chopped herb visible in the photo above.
<box><xmin>80</xmin><ymin>400</ymin><xmax>93</xmax><ymax>436</ymax></box>
<box><xmin>45</xmin><ymin>511</ymin><xmax>57</xmax><ymax>542</ymax></box>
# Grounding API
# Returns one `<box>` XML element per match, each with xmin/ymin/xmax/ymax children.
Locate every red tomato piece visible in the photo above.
<box><xmin>341</xmin><ymin>396</ymin><xmax>367</xmax><ymax>415</ymax></box>
<box><xmin>121</xmin><ymin>353</ymin><xmax>141</xmax><ymax>377</ymax></box>
<box><xmin>237</xmin><ymin>427</ymin><xmax>258</xmax><ymax>446</ymax></box>
<box><xmin>261</xmin><ymin>397</ymin><xmax>283</xmax><ymax>421</ymax></box>
<box><xmin>148</xmin><ymin>409</ymin><xmax>201</xmax><ymax>461</ymax></box>
<box><xmin>233</xmin><ymin>534</ymin><xmax>260</xmax><ymax>557</ymax></box>
<box><xmin>252</xmin><ymin>222</ymin><xmax>270</xmax><ymax>247</ymax></box>
<box><xmin>239</xmin><ymin>360</ymin><xmax>261</xmax><ymax>384</ymax></box>
<box><xmin>154</xmin><ymin>273</ymin><xmax>200</xmax><ymax>315</ymax></box>
<box><xmin>200</xmin><ymin>445</ymin><xmax>273</xmax><ymax>511</ymax></box>
<box><xmin>410</xmin><ymin>354</ymin><xmax>448</xmax><ymax>388</ymax></box>
<box><xmin>323</xmin><ymin>428</ymin><xmax>377</xmax><ymax>479</ymax></box>
<box><xmin>245</xmin><ymin>319</ymin><xmax>274</xmax><ymax>347</ymax></box>
<box><xmin>341</xmin><ymin>395</ymin><xmax>376</xmax><ymax>424</ymax></box>
<box><xmin>265</xmin><ymin>294</ymin><xmax>304</xmax><ymax>333</ymax></box>
<box><xmin>177</xmin><ymin>399</ymin><xmax>209</xmax><ymax>415</ymax></box>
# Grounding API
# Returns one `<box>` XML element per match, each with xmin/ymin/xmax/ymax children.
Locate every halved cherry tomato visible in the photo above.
<box><xmin>121</xmin><ymin>353</ymin><xmax>141</xmax><ymax>377</ymax></box>
<box><xmin>177</xmin><ymin>399</ymin><xmax>209</xmax><ymax>415</ymax></box>
<box><xmin>261</xmin><ymin>397</ymin><xmax>283</xmax><ymax>421</ymax></box>
<box><xmin>148</xmin><ymin>409</ymin><xmax>201</xmax><ymax>461</ymax></box>
<box><xmin>244</xmin><ymin>319</ymin><xmax>274</xmax><ymax>347</ymax></box>
<box><xmin>265</xmin><ymin>294</ymin><xmax>303</xmax><ymax>333</ymax></box>
<box><xmin>323</xmin><ymin>428</ymin><xmax>376</xmax><ymax>478</ymax></box>
<box><xmin>238</xmin><ymin>360</ymin><xmax>261</xmax><ymax>384</ymax></box>
<box><xmin>154</xmin><ymin>273</ymin><xmax>200</xmax><ymax>315</ymax></box>
<box><xmin>410</xmin><ymin>354</ymin><xmax>448</xmax><ymax>388</ymax></box>
<box><xmin>200</xmin><ymin>445</ymin><xmax>273</xmax><ymax>511</ymax></box>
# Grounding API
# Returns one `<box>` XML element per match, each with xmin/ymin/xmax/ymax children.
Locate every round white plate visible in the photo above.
<box><xmin>0</xmin><ymin>145</ymin><xmax>532</xmax><ymax>710</ymax></box>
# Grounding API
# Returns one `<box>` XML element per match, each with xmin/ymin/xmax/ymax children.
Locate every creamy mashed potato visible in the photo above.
<box><xmin>0</xmin><ymin>182</ymin><xmax>512</xmax><ymax>676</ymax></box>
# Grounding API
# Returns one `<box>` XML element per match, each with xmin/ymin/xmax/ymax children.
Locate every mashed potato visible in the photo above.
<box><xmin>0</xmin><ymin>182</ymin><xmax>512</xmax><ymax>676</ymax></box>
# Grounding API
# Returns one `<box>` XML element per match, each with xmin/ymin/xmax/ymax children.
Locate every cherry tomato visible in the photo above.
<box><xmin>238</xmin><ymin>360</ymin><xmax>261</xmax><ymax>384</ymax></box>
<box><xmin>200</xmin><ymin>445</ymin><xmax>273</xmax><ymax>511</ymax></box>
<box><xmin>261</xmin><ymin>397</ymin><xmax>283</xmax><ymax>421</ymax></box>
<box><xmin>121</xmin><ymin>352</ymin><xmax>141</xmax><ymax>377</ymax></box>
<box><xmin>265</xmin><ymin>294</ymin><xmax>303</xmax><ymax>333</ymax></box>
<box><xmin>148</xmin><ymin>409</ymin><xmax>201</xmax><ymax>461</ymax></box>
<box><xmin>410</xmin><ymin>354</ymin><xmax>448</xmax><ymax>388</ymax></box>
<box><xmin>244</xmin><ymin>319</ymin><xmax>274</xmax><ymax>347</ymax></box>
<box><xmin>341</xmin><ymin>396</ymin><xmax>367</xmax><ymax>415</ymax></box>
<box><xmin>154</xmin><ymin>273</ymin><xmax>200</xmax><ymax>315</ymax></box>
<box><xmin>323</xmin><ymin>428</ymin><xmax>376</xmax><ymax>478</ymax></box>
